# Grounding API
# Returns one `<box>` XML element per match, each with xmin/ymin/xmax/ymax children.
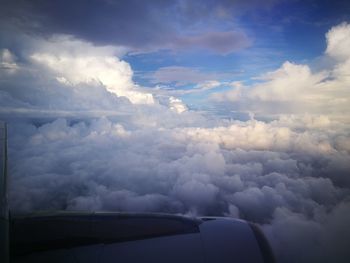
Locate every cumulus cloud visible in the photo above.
<box><xmin>264</xmin><ymin>202</ymin><xmax>350</xmax><ymax>263</ymax></box>
<box><xmin>211</xmin><ymin>23</ymin><xmax>350</xmax><ymax>119</ymax></box>
<box><xmin>29</xmin><ymin>35</ymin><xmax>154</xmax><ymax>104</ymax></box>
<box><xmin>0</xmin><ymin>33</ymin><xmax>196</xmax><ymax>120</ymax></box>
<box><xmin>7</xmin><ymin>115</ymin><xmax>350</xmax><ymax>263</ymax></box>
<box><xmin>326</xmin><ymin>22</ymin><xmax>350</xmax><ymax>61</ymax></box>
<box><xmin>167</xmin><ymin>97</ymin><xmax>189</xmax><ymax>113</ymax></box>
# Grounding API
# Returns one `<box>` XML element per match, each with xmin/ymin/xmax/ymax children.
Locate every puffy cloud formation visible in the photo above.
<box><xmin>167</xmin><ymin>97</ymin><xmax>188</xmax><ymax>113</ymax></box>
<box><xmin>2</xmin><ymin>22</ymin><xmax>350</xmax><ymax>263</ymax></box>
<box><xmin>0</xmin><ymin>33</ymin><xmax>182</xmax><ymax>122</ymax></box>
<box><xmin>326</xmin><ymin>22</ymin><xmax>350</xmax><ymax>61</ymax></box>
<box><xmin>212</xmin><ymin>23</ymin><xmax>350</xmax><ymax>119</ymax></box>
<box><xmin>29</xmin><ymin>35</ymin><xmax>154</xmax><ymax>104</ymax></box>
<box><xmin>8</xmin><ymin>115</ymin><xmax>350</xmax><ymax>263</ymax></box>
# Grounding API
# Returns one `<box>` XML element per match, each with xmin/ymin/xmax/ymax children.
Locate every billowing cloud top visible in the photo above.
<box><xmin>326</xmin><ymin>22</ymin><xmax>350</xmax><ymax>61</ymax></box>
<box><xmin>212</xmin><ymin>23</ymin><xmax>350</xmax><ymax>120</ymax></box>
<box><xmin>1</xmin><ymin>2</ymin><xmax>350</xmax><ymax>263</ymax></box>
<box><xmin>29</xmin><ymin>35</ymin><xmax>154</xmax><ymax>104</ymax></box>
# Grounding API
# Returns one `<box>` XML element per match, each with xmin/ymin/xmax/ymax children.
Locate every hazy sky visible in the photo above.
<box><xmin>1</xmin><ymin>1</ymin><xmax>350</xmax><ymax>263</ymax></box>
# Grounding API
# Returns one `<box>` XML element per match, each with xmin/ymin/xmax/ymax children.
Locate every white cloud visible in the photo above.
<box><xmin>7</xmin><ymin>115</ymin><xmax>350</xmax><ymax>263</ymax></box>
<box><xmin>249</xmin><ymin>62</ymin><xmax>326</xmax><ymax>101</ymax></box>
<box><xmin>211</xmin><ymin>23</ymin><xmax>350</xmax><ymax>119</ymax></box>
<box><xmin>326</xmin><ymin>22</ymin><xmax>350</xmax><ymax>61</ymax></box>
<box><xmin>30</xmin><ymin>35</ymin><xmax>154</xmax><ymax>104</ymax></box>
<box><xmin>0</xmin><ymin>34</ymin><xmax>195</xmax><ymax>119</ymax></box>
<box><xmin>168</xmin><ymin>96</ymin><xmax>188</xmax><ymax>113</ymax></box>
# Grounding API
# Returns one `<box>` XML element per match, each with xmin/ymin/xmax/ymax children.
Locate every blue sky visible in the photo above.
<box><xmin>119</xmin><ymin>0</ymin><xmax>350</xmax><ymax>108</ymax></box>
<box><xmin>1</xmin><ymin>0</ymin><xmax>350</xmax><ymax>117</ymax></box>
<box><xmin>122</xmin><ymin>1</ymin><xmax>348</xmax><ymax>73</ymax></box>
<box><xmin>3</xmin><ymin>1</ymin><xmax>349</xmax><ymax>87</ymax></box>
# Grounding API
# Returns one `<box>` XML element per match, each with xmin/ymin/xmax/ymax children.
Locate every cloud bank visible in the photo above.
<box><xmin>1</xmin><ymin>22</ymin><xmax>350</xmax><ymax>263</ymax></box>
<box><xmin>8</xmin><ymin>115</ymin><xmax>350</xmax><ymax>263</ymax></box>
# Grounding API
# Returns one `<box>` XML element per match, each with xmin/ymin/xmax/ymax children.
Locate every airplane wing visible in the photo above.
<box><xmin>10</xmin><ymin>212</ymin><xmax>274</xmax><ymax>263</ymax></box>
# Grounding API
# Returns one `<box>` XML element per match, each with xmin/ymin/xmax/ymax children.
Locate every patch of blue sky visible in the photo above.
<box><xmin>125</xmin><ymin>0</ymin><xmax>350</xmax><ymax>113</ymax></box>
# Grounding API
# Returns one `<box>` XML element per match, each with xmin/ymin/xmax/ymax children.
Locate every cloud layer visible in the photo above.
<box><xmin>0</xmin><ymin>0</ymin><xmax>256</xmax><ymax>54</ymax></box>
<box><xmin>8</xmin><ymin>115</ymin><xmax>350</xmax><ymax>262</ymax></box>
<box><xmin>1</xmin><ymin>22</ymin><xmax>350</xmax><ymax>263</ymax></box>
